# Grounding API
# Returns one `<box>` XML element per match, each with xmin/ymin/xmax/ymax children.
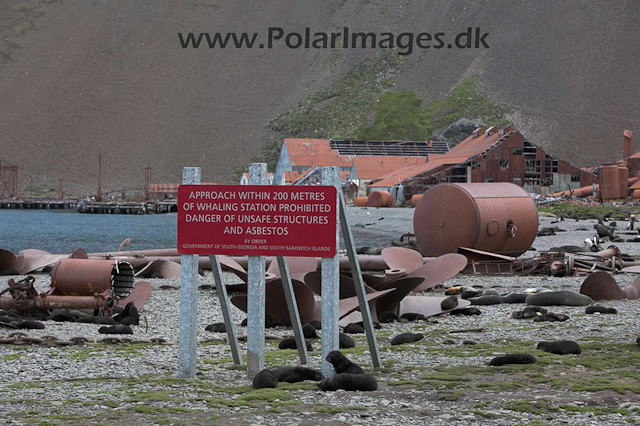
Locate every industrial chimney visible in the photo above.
<box><xmin>624</xmin><ymin>130</ymin><xmax>634</xmax><ymax>160</ymax></box>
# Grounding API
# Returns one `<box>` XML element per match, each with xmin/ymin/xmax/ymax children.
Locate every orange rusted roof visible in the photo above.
<box><xmin>285</xmin><ymin>138</ymin><xmax>353</xmax><ymax>167</ymax></box>
<box><xmin>351</xmin><ymin>156</ymin><xmax>427</xmax><ymax>180</ymax></box>
<box><xmin>284</xmin><ymin>169</ymin><xmax>310</xmax><ymax>184</ymax></box>
<box><xmin>369</xmin><ymin>127</ymin><xmax>515</xmax><ymax>188</ymax></box>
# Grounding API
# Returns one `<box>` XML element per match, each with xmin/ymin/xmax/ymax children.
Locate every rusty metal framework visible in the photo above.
<box><xmin>0</xmin><ymin>161</ymin><xmax>18</xmax><ymax>199</ymax></box>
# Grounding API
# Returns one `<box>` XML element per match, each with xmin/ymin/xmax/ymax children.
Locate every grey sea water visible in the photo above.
<box><xmin>0</xmin><ymin>210</ymin><xmax>177</xmax><ymax>254</ymax></box>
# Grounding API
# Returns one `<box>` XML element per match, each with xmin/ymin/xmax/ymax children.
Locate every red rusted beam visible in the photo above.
<box><xmin>0</xmin><ymin>293</ymin><xmax>114</xmax><ymax>310</ymax></box>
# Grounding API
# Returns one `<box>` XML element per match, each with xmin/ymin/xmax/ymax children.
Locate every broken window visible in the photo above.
<box><xmin>571</xmin><ymin>174</ymin><xmax>581</xmax><ymax>182</ymax></box>
<box><xmin>499</xmin><ymin>159</ymin><xmax>509</xmax><ymax>169</ymax></box>
<box><xmin>513</xmin><ymin>148</ymin><xmax>523</xmax><ymax>155</ymax></box>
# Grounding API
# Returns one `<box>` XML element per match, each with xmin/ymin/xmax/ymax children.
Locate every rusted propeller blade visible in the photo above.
<box><xmin>231</xmin><ymin>278</ymin><xmax>320</xmax><ymax>326</ymax></box>
<box><xmin>579</xmin><ymin>271</ymin><xmax>625</xmax><ymax>300</ymax></box>
<box><xmin>119</xmin><ymin>238</ymin><xmax>131</xmax><ymax>251</ymax></box>
<box><xmin>16</xmin><ymin>250</ymin><xmax>68</xmax><ymax>275</ymax></box>
<box><xmin>622</xmin><ymin>266</ymin><xmax>640</xmax><ymax>273</ymax></box>
<box><xmin>408</xmin><ymin>253</ymin><xmax>468</xmax><ymax>292</ymax></box>
<box><xmin>117</xmin><ymin>281</ymin><xmax>152</xmax><ymax>310</ymax></box>
<box><xmin>374</xmin><ymin>277</ymin><xmax>425</xmax><ymax>314</ymax></box>
<box><xmin>623</xmin><ymin>276</ymin><xmax>640</xmax><ymax>299</ymax></box>
<box><xmin>0</xmin><ymin>249</ymin><xmax>19</xmax><ymax>275</ymax></box>
<box><xmin>338</xmin><ymin>288</ymin><xmax>394</xmax><ymax>319</ymax></box>
<box><xmin>135</xmin><ymin>260</ymin><xmax>182</xmax><ymax>279</ymax></box>
<box><xmin>385</xmin><ymin>268</ymin><xmax>407</xmax><ymax>281</ymax></box>
<box><xmin>267</xmin><ymin>256</ymin><xmax>317</xmax><ymax>280</ymax></box>
<box><xmin>399</xmin><ymin>295</ymin><xmax>471</xmax><ymax>317</ymax></box>
<box><xmin>218</xmin><ymin>255</ymin><xmax>248</xmax><ymax>281</ymax></box>
<box><xmin>303</xmin><ymin>271</ymin><xmax>377</xmax><ymax>298</ymax></box>
<box><xmin>381</xmin><ymin>247</ymin><xmax>424</xmax><ymax>273</ymax></box>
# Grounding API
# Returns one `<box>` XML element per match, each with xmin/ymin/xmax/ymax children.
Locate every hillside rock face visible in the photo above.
<box><xmin>1</xmin><ymin>0</ymin><xmax>639</xmax><ymax>190</ymax></box>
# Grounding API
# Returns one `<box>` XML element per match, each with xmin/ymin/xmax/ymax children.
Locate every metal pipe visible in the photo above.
<box><xmin>0</xmin><ymin>293</ymin><xmax>114</xmax><ymax>310</ymax></box>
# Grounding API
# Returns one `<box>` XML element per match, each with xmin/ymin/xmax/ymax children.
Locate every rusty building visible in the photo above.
<box><xmin>369</xmin><ymin>126</ymin><xmax>597</xmax><ymax>201</ymax></box>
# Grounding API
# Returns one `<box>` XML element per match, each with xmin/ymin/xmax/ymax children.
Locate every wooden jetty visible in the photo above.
<box><xmin>0</xmin><ymin>199</ymin><xmax>78</xmax><ymax>210</ymax></box>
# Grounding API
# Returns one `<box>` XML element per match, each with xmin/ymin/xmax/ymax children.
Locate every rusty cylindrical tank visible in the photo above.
<box><xmin>599</xmin><ymin>165</ymin><xmax>620</xmax><ymax>200</ymax></box>
<box><xmin>353</xmin><ymin>196</ymin><xmax>368</xmax><ymax>207</ymax></box>
<box><xmin>618</xmin><ymin>167</ymin><xmax>629</xmax><ymax>199</ymax></box>
<box><xmin>367</xmin><ymin>191</ymin><xmax>394</xmax><ymax>207</ymax></box>
<box><xmin>624</xmin><ymin>130</ymin><xmax>634</xmax><ymax>160</ymax></box>
<box><xmin>51</xmin><ymin>259</ymin><xmax>135</xmax><ymax>299</ymax></box>
<box><xmin>413</xmin><ymin>183</ymin><xmax>538</xmax><ymax>257</ymax></box>
<box><xmin>410</xmin><ymin>194</ymin><xmax>423</xmax><ymax>207</ymax></box>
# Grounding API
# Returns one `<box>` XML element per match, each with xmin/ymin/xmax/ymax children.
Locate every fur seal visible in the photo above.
<box><xmin>440</xmin><ymin>295</ymin><xmax>459</xmax><ymax>311</ymax></box>
<box><xmin>252</xmin><ymin>369</ymin><xmax>278</xmax><ymax>389</ymax></box>
<box><xmin>278</xmin><ymin>337</ymin><xmax>313</xmax><ymax>351</ymax></box>
<box><xmin>537</xmin><ymin>340</ymin><xmax>581</xmax><ymax>355</ymax></box>
<box><xmin>16</xmin><ymin>320</ymin><xmax>45</xmax><ymax>330</ymax></box>
<box><xmin>501</xmin><ymin>293</ymin><xmax>529</xmax><ymax>304</ymax></box>
<box><xmin>308</xmin><ymin>320</ymin><xmax>321</xmax><ymax>330</ymax></box>
<box><xmin>339</xmin><ymin>332</ymin><xmax>355</xmax><ymax>349</ymax></box>
<box><xmin>470</xmin><ymin>295</ymin><xmax>503</xmax><ymax>305</ymax></box>
<box><xmin>378</xmin><ymin>312</ymin><xmax>398</xmax><ymax>323</ymax></box>
<box><xmin>273</xmin><ymin>366</ymin><xmax>323</xmax><ymax>383</ymax></box>
<box><xmin>533</xmin><ymin>312</ymin><xmax>570</xmax><ymax>322</ymax></box>
<box><xmin>400</xmin><ymin>313</ymin><xmax>426</xmax><ymax>322</ymax></box>
<box><xmin>318</xmin><ymin>373</ymin><xmax>377</xmax><ymax>392</ymax></box>
<box><xmin>525</xmin><ymin>291</ymin><xmax>592</xmax><ymax>306</ymax></box>
<box><xmin>390</xmin><ymin>332</ymin><xmax>424</xmax><ymax>346</ymax></box>
<box><xmin>302</xmin><ymin>323</ymin><xmax>318</xmax><ymax>338</ymax></box>
<box><xmin>343</xmin><ymin>323</ymin><xmax>365</xmax><ymax>334</ymax></box>
<box><xmin>51</xmin><ymin>312</ymin><xmax>76</xmax><ymax>322</ymax></box>
<box><xmin>450</xmin><ymin>307</ymin><xmax>482</xmax><ymax>316</ymax></box>
<box><xmin>98</xmin><ymin>325</ymin><xmax>133</xmax><ymax>335</ymax></box>
<box><xmin>585</xmin><ymin>305</ymin><xmax>617</xmax><ymax>314</ymax></box>
<box><xmin>326</xmin><ymin>350</ymin><xmax>364</xmax><ymax>375</ymax></box>
<box><xmin>489</xmin><ymin>354</ymin><xmax>537</xmax><ymax>366</ymax></box>
<box><xmin>205</xmin><ymin>322</ymin><xmax>226</xmax><ymax>333</ymax></box>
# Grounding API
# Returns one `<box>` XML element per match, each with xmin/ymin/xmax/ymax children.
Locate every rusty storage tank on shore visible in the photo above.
<box><xmin>410</xmin><ymin>194</ymin><xmax>423</xmax><ymax>207</ymax></box>
<box><xmin>368</xmin><ymin>191</ymin><xmax>394</xmax><ymax>207</ymax></box>
<box><xmin>353</xmin><ymin>196</ymin><xmax>368</xmax><ymax>207</ymax></box>
<box><xmin>599</xmin><ymin>165</ymin><xmax>620</xmax><ymax>200</ymax></box>
<box><xmin>618</xmin><ymin>167</ymin><xmax>629</xmax><ymax>199</ymax></box>
<box><xmin>413</xmin><ymin>183</ymin><xmax>538</xmax><ymax>257</ymax></box>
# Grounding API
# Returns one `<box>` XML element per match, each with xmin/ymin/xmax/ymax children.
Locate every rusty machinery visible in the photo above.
<box><xmin>0</xmin><ymin>259</ymin><xmax>134</xmax><ymax>315</ymax></box>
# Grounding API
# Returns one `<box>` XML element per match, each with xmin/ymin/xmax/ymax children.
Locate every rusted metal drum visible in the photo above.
<box><xmin>618</xmin><ymin>167</ymin><xmax>629</xmax><ymax>199</ymax></box>
<box><xmin>599</xmin><ymin>165</ymin><xmax>619</xmax><ymax>200</ymax></box>
<box><xmin>368</xmin><ymin>191</ymin><xmax>394</xmax><ymax>207</ymax></box>
<box><xmin>410</xmin><ymin>194</ymin><xmax>423</xmax><ymax>207</ymax></box>
<box><xmin>413</xmin><ymin>183</ymin><xmax>538</xmax><ymax>257</ymax></box>
<box><xmin>51</xmin><ymin>259</ymin><xmax>135</xmax><ymax>299</ymax></box>
<box><xmin>353</xmin><ymin>196</ymin><xmax>368</xmax><ymax>207</ymax></box>
<box><xmin>634</xmin><ymin>190</ymin><xmax>640</xmax><ymax>199</ymax></box>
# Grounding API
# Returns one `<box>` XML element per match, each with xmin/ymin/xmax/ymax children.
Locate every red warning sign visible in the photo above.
<box><xmin>177</xmin><ymin>185</ymin><xmax>338</xmax><ymax>257</ymax></box>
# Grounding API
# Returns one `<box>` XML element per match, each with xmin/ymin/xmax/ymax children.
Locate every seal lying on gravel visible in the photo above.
<box><xmin>400</xmin><ymin>313</ymin><xmax>426</xmax><ymax>322</ymax></box>
<box><xmin>343</xmin><ymin>323</ymin><xmax>365</xmax><ymax>334</ymax></box>
<box><xmin>450</xmin><ymin>307</ymin><xmax>482</xmax><ymax>316</ymax></box>
<box><xmin>379</xmin><ymin>312</ymin><xmax>398</xmax><ymax>323</ymax></box>
<box><xmin>489</xmin><ymin>354</ymin><xmax>537</xmax><ymax>366</ymax></box>
<box><xmin>390</xmin><ymin>332</ymin><xmax>424</xmax><ymax>346</ymax></box>
<box><xmin>278</xmin><ymin>337</ymin><xmax>313</xmax><ymax>351</ymax></box>
<box><xmin>252</xmin><ymin>369</ymin><xmax>278</xmax><ymax>389</ymax></box>
<box><xmin>326</xmin><ymin>350</ymin><xmax>364</xmax><ymax>374</ymax></box>
<box><xmin>272</xmin><ymin>366</ymin><xmax>323</xmax><ymax>383</ymax></box>
<box><xmin>339</xmin><ymin>332</ymin><xmax>355</xmax><ymax>349</ymax></box>
<box><xmin>302</xmin><ymin>323</ymin><xmax>318</xmax><ymax>338</ymax></box>
<box><xmin>501</xmin><ymin>293</ymin><xmax>529</xmax><ymax>304</ymax></box>
<box><xmin>526</xmin><ymin>291</ymin><xmax>593</xmax><ymax>306</ymax></box>
<box><xmin>98</xmin><ymin>325</ymin><xmax>133</xmax><ymax>335</ymax></box>
<box><xmin>537</xmin><ymin>340</ymin><xmax>581</xmax><ymax>355</ymax></box>
<box><xmin>533</xmin><ymin>312</ymin><xmax>570</xmax><ymax>322</ymax></box>
<box><xmin>318</xmin><ymin>373</ymin><xmax>378</xmax><ymax>391</ymax></box>
<box><xmin>440</xmin><ymin>295</ymin><xmax>458</xmax><ymax>310</ymax></box>
<box><xmin>469</xmin><ymin>295</ymin><xmax>503</xmax><ymax>305</ymax></box>
<box><xmin>585</xmin><ymin>305</ymin><xmax>617</xmax><ymax>314</ymax></box>
<box><xmin>512</xmin><ymin>306</ymin><xmax>548</xmax><ymax>319</ymax></box>
<box><xmin>205</xmin><ymin>322</ymin><xmax>226</xmax><ymax>333</ymax></box>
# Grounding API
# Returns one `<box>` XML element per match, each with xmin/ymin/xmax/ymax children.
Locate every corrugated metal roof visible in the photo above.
<box><xmin>369</xmin><ymin>127</ymin><xmax>515</xmax><ymax>188</ymax></box>
<box><xmin>351</xmin><ymin>156</ymin><xmax>427</xmax><ymax>180</ymax></box>
<box><xmin>285</xmin><ymin>139</ymin><xmax>353</xmax><ymax>167</ymax></box>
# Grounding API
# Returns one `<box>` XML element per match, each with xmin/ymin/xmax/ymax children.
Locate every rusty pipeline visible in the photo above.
<box><xmin>413</xmin><ymin>183</ymin><xmax>538</xmax><ymax>257</ymax></box>
<box><xmin>0</xmin><ymin>293</ymin><xmax>115</xmax><ymax>311</ymax></box>
<box><xmin>51</xmin><ymin>259</ymin><xmax>134</xmax><ymax>299</ymax></box>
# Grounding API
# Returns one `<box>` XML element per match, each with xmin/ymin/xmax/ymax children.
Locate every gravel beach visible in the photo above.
<box><xmin>1</xmin><ymin>208</ymin><xmax>639</xmax><ymax>425</ymax></box>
